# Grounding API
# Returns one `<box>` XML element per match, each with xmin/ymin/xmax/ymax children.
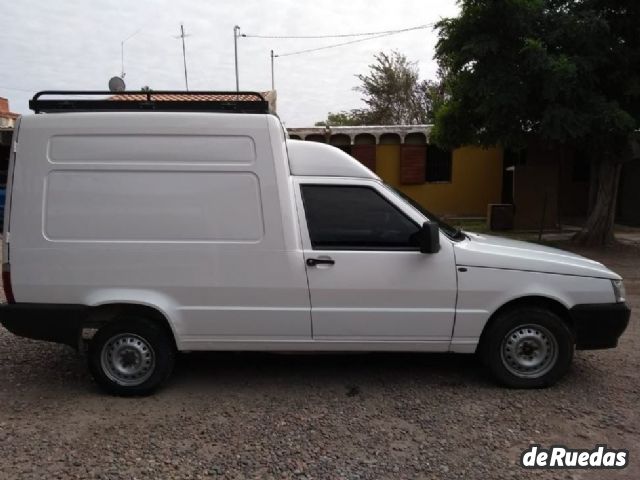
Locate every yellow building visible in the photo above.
<box><xmin>287</xmin><ymin>125</ymin><xmax>504</xmax><ymax>218</ymax></box>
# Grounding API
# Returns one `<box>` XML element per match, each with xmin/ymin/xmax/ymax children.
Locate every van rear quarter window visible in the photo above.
<box><xmin>43</xmin><ymin>171</ymin><xmax>264</xmax><ymax>242</ymax></box>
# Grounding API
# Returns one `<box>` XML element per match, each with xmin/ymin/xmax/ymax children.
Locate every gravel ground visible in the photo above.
<box><xmin>0</xmin><ymin>243</ymin><xmax>638</xmax><ymax>479</ymax></box>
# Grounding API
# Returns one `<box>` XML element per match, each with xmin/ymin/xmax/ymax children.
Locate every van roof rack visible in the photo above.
<box><xmin>29</xmin><ymin>90</ymin><xmax>270</xmax><ymax>114</ymax></box>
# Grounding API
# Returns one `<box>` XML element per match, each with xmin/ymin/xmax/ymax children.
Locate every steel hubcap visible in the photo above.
<box><xmin>500</xmin><ymin>324</ymin><xmax>558</xmax><ymax>378</ymax></box>
<box><xmin>101</xmin><ymin>334</ymin><xmax>155</xmax><ymax>386</ymax></box>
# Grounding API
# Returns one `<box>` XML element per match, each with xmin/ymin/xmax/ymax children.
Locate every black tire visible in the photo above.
<box><xmin>481</xmin><ymin>307</ymin><xmax>574</xmax><ymax>388</ymax></box>
<box><xmin>88</xmin><ymin>317</ymin><xmax>175</xmax><ymax>396</ymax></box>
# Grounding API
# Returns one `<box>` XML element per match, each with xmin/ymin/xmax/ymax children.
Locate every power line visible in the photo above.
<box><xmin>275</xmin><ymin>27</ymin><xmax>430</xmax><ymax>58</ymax></box>
<box><xmin>242</xmin><ymin>24</ymin><xmax>431</xmax><ymax>40</ymax></box>
<box><xmin>0</xmin><ymin>85</ymin><xmax>34</xmax><ymax>93</ymax></box>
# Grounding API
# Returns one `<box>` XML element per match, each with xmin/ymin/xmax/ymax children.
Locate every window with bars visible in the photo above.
<box><xmin>426</xmin><ymin>145</ymin><xmax>452</xmax><ymax>182</ymax></box>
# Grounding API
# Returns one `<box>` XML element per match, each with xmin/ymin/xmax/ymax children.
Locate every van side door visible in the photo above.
<box><xmin>294</xmin><ymin>178</ymin><xmax>457</xmax><ymax>350</ymax></box>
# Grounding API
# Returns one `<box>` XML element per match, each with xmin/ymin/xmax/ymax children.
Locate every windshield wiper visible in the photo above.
<box><xmin>451</xmin><ymin>227</ymin><xmax>467</xmax><ymax>240</ymax></box>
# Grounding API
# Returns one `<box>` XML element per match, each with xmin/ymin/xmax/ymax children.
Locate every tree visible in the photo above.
<box><xmin>314</xmin><ymin>110</ymin><xmax>369</xmax><ymax>127</ymax></box>
<box><xmin>316</xmin><ymin>51</ymin><xmax>444</xmax><ymax>126</ymax></box>
<box><xmin>355</xmin><ymin>51</ymin><xmax>431</xmax><ymax>125</ymax></box>
<box><xmin>432</xmin><ymin>0</ymin><xmax>640</xmax><ymax>245</ymax></box>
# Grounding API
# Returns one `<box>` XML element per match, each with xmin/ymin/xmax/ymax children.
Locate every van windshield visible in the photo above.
<box><xmin>385</xmin><ymin>185</ymin><xmax>466</xmax><ymax>241</ymax></box>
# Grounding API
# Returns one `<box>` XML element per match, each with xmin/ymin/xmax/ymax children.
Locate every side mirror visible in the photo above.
<box><xmin>414</xmin><ymin>222</ymin><xmax>441</xmax><ymax>254</ymax></box>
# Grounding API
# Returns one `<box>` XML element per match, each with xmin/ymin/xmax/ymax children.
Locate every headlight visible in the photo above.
<box><xmin>611</xmin><ymin>280</ymin><xmax>626</xmax><ymax>303</ymax></box>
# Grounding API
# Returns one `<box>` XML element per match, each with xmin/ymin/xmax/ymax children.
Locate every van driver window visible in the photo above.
<box><xmin>300</xmin><ymin>185</ymin><xmax>420</xmax><ymax>250</ymax></box>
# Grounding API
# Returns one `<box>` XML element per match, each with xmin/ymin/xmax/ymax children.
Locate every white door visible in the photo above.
<box><xmin>295</xmin><ymin>179</ymin><xmax>457</xmax><ymax>350</ymax></box>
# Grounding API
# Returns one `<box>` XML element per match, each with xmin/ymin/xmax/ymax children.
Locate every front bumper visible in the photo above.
<box><xmin>570</xmin><ymin>302</ymin><xmax>631</xmax><ymax>350</ymax></box>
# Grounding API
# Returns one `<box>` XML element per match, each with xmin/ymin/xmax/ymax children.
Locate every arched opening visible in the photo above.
<box><xmin>354</xmin><ymin>133</ymin><xmax>376</xmax><ymax>145</ymax></box>
<box><xmin>306</xmin><ymin>134</ymin><xmax>326</xmax><ymax>143</ymax></box>
<box><xmin>379</xmin><ymin>133</ymin><xmax>401</xmax><ymax>145</ymax></box>
<box><xmin>289</xmin><ymin>134</ymin><xmax>301</xmax><ymax>140</ymax></box>
<box><xmin>330</xmin><ymin>134</ymin><xmax>352</xmax><ymax>155</ymax></box>
<box><xmin>404</xmin><ymin>132</ymin><xmax>427</xmax><ymax>145</ymax></box>
<box><xmin>330</xmin><ymin>134</ymin><xmax>351</xmax><ymax>146</ymax></box>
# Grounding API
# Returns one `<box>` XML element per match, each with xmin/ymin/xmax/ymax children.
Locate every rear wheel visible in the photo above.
<box><xmin>88</xmin><ymin>317</ymin><xmax>175</xmax><ymax>396</ymax></box>
<box><xmin>482</xmin><ymin>307</ymin><xmax>574</xmax><ymax>388</ymax></box>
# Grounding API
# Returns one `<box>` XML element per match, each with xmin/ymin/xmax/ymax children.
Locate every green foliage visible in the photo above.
<box><xmin>356</xmin><ymin>51</ymin><xmax>430</xmax><ymax>125</ymax></box>
<box><xmin>314</xmin><ymin>110</ymin><xmax>369</xmax><ymax>127</ymax></box>
<box><xmin>316</xmin><ymin>51</ymin><xmax>444</xmax><ymax>126</ymax></box>
<box><xmin>432</xmin><ymin>0</ymin><xmax>640</xmax><ymax>152</ymax></box>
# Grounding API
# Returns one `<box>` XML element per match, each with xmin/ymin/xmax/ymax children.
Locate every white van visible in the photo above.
<box><xmin>0</xmin><ymin>91</ymin><xmax>630</xmax><ymax>395</ymax></box>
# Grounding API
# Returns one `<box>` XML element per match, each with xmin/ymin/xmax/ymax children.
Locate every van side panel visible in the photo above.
<box><xmin>44</xmin><ymin>171</ymin><xmax>263</xmax><ymax>242</ymax></box>
<box><xmin>9</xmin><ymin>113</ymin><xmax>311</xmax><ymax>347</ymax></box>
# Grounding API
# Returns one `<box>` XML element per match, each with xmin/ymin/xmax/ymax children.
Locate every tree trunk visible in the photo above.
<box><xmin>573</xmin><ymin>155</ymin><xmax>622</xmax><ymax>246</ymax></box>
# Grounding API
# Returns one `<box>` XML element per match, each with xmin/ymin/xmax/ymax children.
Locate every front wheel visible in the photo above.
<box><xmin>88</xmin><ymin>317</ymin><xmax>175</xmax><ymax>396</ymax></box>
<box><xmin>482</xmin><ymin>307</ymin><xmax>574</xmax><ymax>388</ymax></box>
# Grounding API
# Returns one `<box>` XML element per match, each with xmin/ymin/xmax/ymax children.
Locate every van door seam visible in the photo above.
<box><xmin>290</xmin><ymin>179</ymin><xmax>314</xmax><ymax>338</ymax></box>
<box><xmin>450</xmin><ymin>247</ymin><xmax>460</xmax><ymax>350</ymax></box>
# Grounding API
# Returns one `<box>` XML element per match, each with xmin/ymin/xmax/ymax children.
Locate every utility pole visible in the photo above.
<box><xmin>270</xmin><ymin>50</ymin><xmax>275</xmax><ymax>90</ymax></box>
<box><xmin>234</xmin><ymin>25</ymin><xmax>241</xmax><ymax>92</ymax></box>
<box><xmin>176</xmin><ymin>24</ymin><xmax>190</xmax><ymax>91</ymax></box>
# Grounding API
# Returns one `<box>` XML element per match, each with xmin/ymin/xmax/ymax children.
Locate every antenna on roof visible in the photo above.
<box><xmin>120</xmin><ymin>29</ymin><xmax>141</xmax><ymax>78</ymax></box>
<box><xmin>270</xmin><ymin>50</ymin><xmax>275</xmax><ymax>90</ymax></box>
<box><xmin>174</xmin><ymin>24</ymin><xmax>190</xmax><ymax>91</ymax></box>
<box><xmin>234</xmin><ymin>25</ymin><xmax>241</xmax><ymax>92</ymax></box>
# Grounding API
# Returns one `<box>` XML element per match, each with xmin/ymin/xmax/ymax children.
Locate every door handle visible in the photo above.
<box><xmin>306</xmin><ymin>257</ymin><xmax>335</xmax><ymax>267</ymax></box>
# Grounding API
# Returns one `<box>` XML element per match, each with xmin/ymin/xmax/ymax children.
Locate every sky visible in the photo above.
<box><xmin>0</xmin><ymin>0</ymin><xmax>459</xmax><ymax>127</ymax></box>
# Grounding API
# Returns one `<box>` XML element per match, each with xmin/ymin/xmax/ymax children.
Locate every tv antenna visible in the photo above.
<box><xmin>121</xmin><ymin>29</ymin><xmax>141</xmax><ymax>78</ymax></box>
<box><xmin>174</xmin><ymin>24</ymin><xmax>190</xmax><ymax>91</ymax></box>
<box><xmin>234</xmin><ymin>25</ymin><xmax>241</xmax><ymax>92</ymax></box>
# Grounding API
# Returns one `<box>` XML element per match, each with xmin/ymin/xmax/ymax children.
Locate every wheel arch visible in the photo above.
<box><xmin>85</xmin><ymin>302</ymin><xmax>178</xmax><ymax>350</ymax></box>
<box><xmin>477</xmin><ymin>295</ymin><xmax>574</xmax><ymax>354</ymax></box>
